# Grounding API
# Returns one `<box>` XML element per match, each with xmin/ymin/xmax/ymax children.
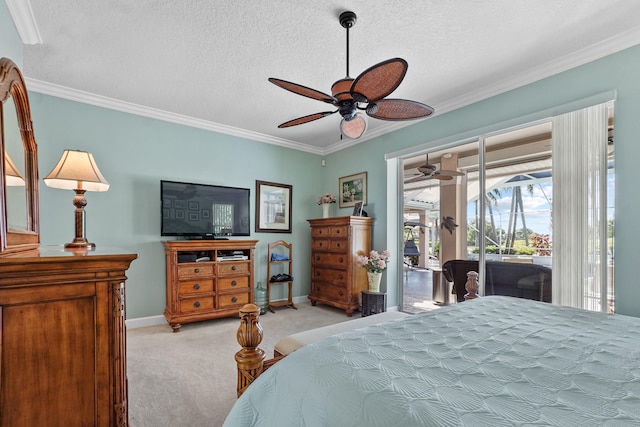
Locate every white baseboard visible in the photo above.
<box><xmin>126</xmin><ymin>315</ymin><xmax>166</xmax><ymax>329</ymax></box>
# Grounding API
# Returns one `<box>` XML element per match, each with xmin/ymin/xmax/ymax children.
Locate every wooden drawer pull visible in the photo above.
<box><xmin>231</xmin><ymin>266</ymin><xmax>237</xmax><ymax>271</ymax></box>
<box><xmin>194</xmin><ymin>268</ymin><xmax>200</xmax><ymax>273</ymax></box>
<box><xmin>336</xmin><ymin>229</ymin><xmax>341</xmax><ymax>234</ymax></box>
<box><xmin>336</xmin><ymin>243</ymin><xmax>341</xmax><ymax>248</ymax></box>
<box><xmin>231</xmin><ymin>297</ymin><xmax>238</xmax><ymax>303</ymax></box>
<box><xmin>231</xmin><ymin>280</ymin><xmax>237</xmax><ymax>286</ymax></box>
<box><xmin>339</xmin><ymin>257</ymin><xmax>344</xmax><ymax>263</ymax></box>
<box><xmin>193</xmin><ymin>283</ymin><xmax>200</xmax><ymax>290</ymax></box>
<box><xmin>194</xmin><ymin>301</ymin><xmax>201</xmax><ymax>308</ymax></box>
<box><xmin>339</xmin><ymin>291</ymin><xmax>344</xmax><ymax>296</ymax></box>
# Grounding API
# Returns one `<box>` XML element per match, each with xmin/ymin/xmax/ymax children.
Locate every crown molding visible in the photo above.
<box><xmin>24</xmin><ymin>77</ymin><xmax>324</xmax><ymax>154</ymax></box>
<box><xmin>5</xmin><ymin>0</ymin><xmax>41</xmax><ymax>45</ymax></box>
<box><xmin>435</xmin><ymin>26</ymin><xmax>640</xmax><ymax>117</ymax></box>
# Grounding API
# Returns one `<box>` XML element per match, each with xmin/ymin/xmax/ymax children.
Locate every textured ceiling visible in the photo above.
<box><xmin>14</xmin><ymin>0</ymin><xmax>640</xmax><ymax>154</ymax></box>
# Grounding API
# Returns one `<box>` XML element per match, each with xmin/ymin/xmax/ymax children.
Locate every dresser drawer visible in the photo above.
<box><xmin>217</xmin><ymin>262</ymin><xmax>249</xmax><ymax>275</ymax></box>
<box><xmin>329</xmin><ymin>226</ymin><xmax>348</xmax><ymax>237</ymax></box>
<box><xmin>311</xmin><ymin>227</ymin><xmax>330</xmax><ymax>238</ymax></box>
<box><xmin>178</xmin><ymin>263</ymin><xmax>214</xmax><ymax>280</ymax></box>
<box><xmin>313</xmin><ymin>267</ymin><xmax>347</xmax><ymax>285</ymax></box>
<box><xmin>180</xmin><ymin>296</ymin><xmax>214</xmax><ymax>313</ymax></box>
<box><xmin>219</xmin><ymin>292</ymin><xmax>249</xmax><ymax>308</ymax></box>
<box><xmin>312</xmin><ymin>252</ymin><xmax>348</xmax><ymax>268</ymax></box>
<box><xmin>218</xmin><ymin>276</ymin><xmax>249</xmax><ymax>291</ymax></box>
<box><xmin>179</xmin><ymin>279</ymin><xmax>214</xmax><ymax>295</ymax></box>
<box><xmin>312</xmin><ymin>282</ymin><xmax>350</xmax><ymax>303</ymax></box>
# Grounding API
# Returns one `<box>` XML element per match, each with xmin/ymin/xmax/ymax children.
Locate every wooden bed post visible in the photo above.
<box><xmin>235</xmin><ymin>304</ymin><xmax>266</xmax><ymax>397</ymax></box>
<box><xmin>464</xmin><ymin>271</ymin><xmax>479</xmax><ymax>300</ymax></box>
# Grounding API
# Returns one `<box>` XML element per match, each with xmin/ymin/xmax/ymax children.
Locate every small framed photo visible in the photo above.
<box><xmin>352</xmin><ymin>201</ymin><xmax>364</xmax><ymax>216</ymax></box>
<box><xmin>339</xmin><ymin>171</ymin><xmax>367</xmax><ymax>208</ymax></box>
<box><xmin>255</xmin><ymin>180</ymin><xmax>292</xmax><ymax>233</ymax></box>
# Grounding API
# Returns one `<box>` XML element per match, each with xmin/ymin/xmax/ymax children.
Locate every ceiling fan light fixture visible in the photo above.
<box><xmin>341</xmin><ymin>113</ymin><xmax>367</xmax><ymax>139</ymax></box>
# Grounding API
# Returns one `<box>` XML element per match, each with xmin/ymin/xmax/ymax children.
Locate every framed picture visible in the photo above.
<box><xmin>339</xmin><ymin>171</ymin><xmax>367</xmax><ymax>208</ymax></box>
<box><xmin>255</xmin><ymin>180</ymin><xmax>292</xmax><ymax>233</ymax></box>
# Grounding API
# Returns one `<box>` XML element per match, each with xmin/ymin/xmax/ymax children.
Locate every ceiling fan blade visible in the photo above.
<box><xmin>404</xmin><ymin>175</ymin><xmax>431</xmax><ymax>184</ymax></box>
<box><xmin>269</xmin><ymin>78</ymin><xmax>336</xmax><ymax>104</ymax></box>
<box><xmin>366</xmin><ymin>99</ymin><xmax>434</xmax><ymax>121</ymax></box>
<box><xmin>437</xmin><ymin>169</ymin><xmax>465</xmax><ymax>177</ymax></box>
<box><xmin>277</xmin><ymin>111</ymin><xmax>336</xmax><ymax>128</ymax></box>
<box><xmin>350</xmin><ymin>58</ymin><xmax>407</xmax><ymax>103</ymax></box>
<box><xmin>431</xmin><ymin>173</ymin><xmax>454</xmax><ymax>181</ymax></box>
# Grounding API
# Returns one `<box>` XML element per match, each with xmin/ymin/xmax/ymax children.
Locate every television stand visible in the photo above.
<box><xmin>163</xmin><ymin>240</ymin><xmax>257</xmax><ymax>332</ymax></box>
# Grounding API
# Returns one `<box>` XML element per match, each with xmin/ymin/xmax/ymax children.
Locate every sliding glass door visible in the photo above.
<box><xmin>401</xmin><ymin>104</ymin><xmax>613</xmax><ymax>313</ymax></box>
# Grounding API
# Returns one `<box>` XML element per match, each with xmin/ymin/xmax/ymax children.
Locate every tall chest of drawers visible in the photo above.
<box><xmin>307</xmin><ymin>216</ymin><xmax>373</xmax><ymax>316</ymax></box>
<box><xmin>163</xmin><ymin>240</ymin><xmax>257</xmax><ymax>332</ymax></box>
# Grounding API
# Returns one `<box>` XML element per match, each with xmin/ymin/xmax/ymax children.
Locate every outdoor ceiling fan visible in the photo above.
<box><xmin>405</xmin><ymin>154</ymin><xmax>464</xmax><ymax>183</ymax></box>
<box><xmin>268</xmin><ymin>11</ymin><xmax>434</xmax><ymax>139</ymax></box>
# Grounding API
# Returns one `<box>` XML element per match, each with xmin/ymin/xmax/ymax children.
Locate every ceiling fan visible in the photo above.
<box><xmin>268</xmin><ymin>11</ymin><xmax>434</xmax><ymax>139</ymax></box>
<box><xmin>405</xmin><ymin>154</ymin><xmax>464</xmax><ymax>183</ymax></box>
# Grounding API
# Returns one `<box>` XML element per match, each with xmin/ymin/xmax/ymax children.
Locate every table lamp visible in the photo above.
<box><xmin>44</xmin><ymin>149</ymin><xmax>109</xmax><ymax>249</ymax></box>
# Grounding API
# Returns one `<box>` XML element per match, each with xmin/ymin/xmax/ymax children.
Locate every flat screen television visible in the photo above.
<box><xmin>161</xmin><ymin>180</ymin><xmax>250</xmax><ymax>238</ymax></box>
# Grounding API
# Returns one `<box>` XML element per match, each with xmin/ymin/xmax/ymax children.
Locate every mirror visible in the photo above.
<box><xmin>4</xmin><ymin>96</ymin><xmax>28</xmax><ymax>231</ymax></box>
<box><xmin>0</xmin><ymin>57</ymin><xmax>39</xmax><ymax>256</ymax></box>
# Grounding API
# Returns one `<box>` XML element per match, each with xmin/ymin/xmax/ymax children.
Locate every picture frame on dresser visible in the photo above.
<box><xmin>255</xmin><ymin>180</ymin><xmax>292</xmax><ymax>233</ymax></box>
<box><xmin>339</xmin><ymin>171</ymin><xmax>367</xmax><ymax>208</ymax></box>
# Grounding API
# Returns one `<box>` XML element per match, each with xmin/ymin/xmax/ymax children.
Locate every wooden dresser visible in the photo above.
<box><xmin>307</xmin><ymin>216</ymin><xmax>373</xmax><ymax>316</ymax></box>
<box><xmin>163</xmin><ymin>240</ymin><xmax>257</xmax><ymax>332</ymax></box>
<box><xmin>0</xmin><ymin>246</ymin><xmax>137</xmax><ymax>427</ymax></box>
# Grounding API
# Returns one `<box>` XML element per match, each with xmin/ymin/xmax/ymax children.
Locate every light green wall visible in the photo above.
<box><xmin>4</xmin><ymin>5</ymin><xmax>640</xmax><ymax>318</ymax></box>
<box><xmin>0</xmin><ymin>2</ymin><xmax>22</xmax><ymax>64</ymax></box>
<box><xmin>29</xmin><ymin>94</ymin><xmax>324</xmax><ymax>318</ymax></box>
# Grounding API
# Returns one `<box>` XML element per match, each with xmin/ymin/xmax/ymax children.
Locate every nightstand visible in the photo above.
<box><xmin>361</xmin><ymin>290</ymin><xmax>386</xmax><ymax>317</ymax></box>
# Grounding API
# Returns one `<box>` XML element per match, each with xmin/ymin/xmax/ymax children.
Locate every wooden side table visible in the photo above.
<box><xmin>361</xmin><ymin>290</ymin><xmax>386</xmax><ymax>317</ymax></box>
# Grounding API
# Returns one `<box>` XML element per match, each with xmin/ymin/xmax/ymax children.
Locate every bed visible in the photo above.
<box><xmin>225</xmin><ymin>296</ymin><xmax>640</xmax><ymax>426</ymax></box>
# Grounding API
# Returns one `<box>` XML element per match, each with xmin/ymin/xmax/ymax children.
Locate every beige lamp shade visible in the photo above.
<box><xmin>44</xmin><ymin>150</ymin><xmax>109</xmax><ymax>191</ymax></box>
<box><xmin>340</xmin><ymin>113</ymin><xmax>367</xmax><ymax>139</ymax></box>
<box><xmin>4</xmin><ymin>152</ymin><xmax>25</xmax><ymax>186</ymax></box>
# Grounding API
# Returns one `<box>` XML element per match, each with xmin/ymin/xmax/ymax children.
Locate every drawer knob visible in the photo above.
<box><xmin>193</xmin><ymin>283</ymin><xmax>201</xmax><ymax>290</ymax></box>
<box><xmin>339</xmin><ymin>257</ymin><xmax>344</xmax><ymax>263</ymax></box>
<box><xmin>316</xmin><ymin>271</ymin><xmax>320</xmax><ymax>276</ymax></box>
<box><xmin>231</xmin><ymin>265</ymin><xmax>237</xmax><ymax>271</ymax></box>
<box><xmin>316</xmin><ymin>286</ymin><xmax>320</xmax><ymax>291</ymax></box>
<box><xmin>339</xmin><ymin>291</ymin><xmax>344</xmax><ymax>296</ymax></box>
<box><xmin>194</xmin><ymin>301</ymin><xmax>201</xmax><ymax>308</ymax></box>
<box><xmin>336</xmin><ymin>230</ymin><xmax>341</xmax><ymax>234</ymax></box>
<box><xmin>231</xmin><ymin>297</ymin><xmax>238</xmax><ymax>303</ymax></box>
<box><xmin>318</xmin><ymin>242</ymin><xmax>323</xmax><ymax>247</ymax></box>
<box><xmin>336</xmin><ymin>243</ymin><xmax>341</xmax><ymax>248</ymax></box>
<box><xmin>231</xmin><ymin>280</ymin><xmax>237</xmax><ymax>286</ymax></box>
<box><xmin>194</xmin><ymin>268</ymin><xmax>200</xmax><ymax>273</ymax></box>
<box><xmin>339</xmin><ymin>274</ymin><xmax>343</xmax><ymax>280</ymax></box>
<box><xmin>316</xmin><ymin>255</ymin><xmax>320</xmax><ymax>261</ymax></box>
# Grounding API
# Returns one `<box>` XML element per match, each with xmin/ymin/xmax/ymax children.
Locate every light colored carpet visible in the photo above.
<box><xmin>127</xmin><ymin>302</ymin><xmax>356</xmax><ymax>427</ymax></box>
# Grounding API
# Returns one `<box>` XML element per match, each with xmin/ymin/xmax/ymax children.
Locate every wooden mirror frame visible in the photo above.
<box><xmin>0</xmin><ymin>57</ymin><xmax>39</xmax><ymax>256</ymax></box>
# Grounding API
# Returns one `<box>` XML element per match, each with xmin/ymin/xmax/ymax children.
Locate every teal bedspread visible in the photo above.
<box><xmin>224</xmin><ymin>296</ymin><xmax>640</xmax><ymax>426</ymax></box>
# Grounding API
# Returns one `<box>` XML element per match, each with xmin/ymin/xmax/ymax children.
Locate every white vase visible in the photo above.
<box><xmin>367</xmin><ymin>272</ymin><xmax>382</xmax><ymax>292</ymax></box>
<box><xmin>322</xmin><ymin>203</ymin><xmax>330</xmax><ymax>218</ymax></box>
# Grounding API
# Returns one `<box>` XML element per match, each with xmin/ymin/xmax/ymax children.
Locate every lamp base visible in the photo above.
<box><xmin>65</xmin><ymin>239</ymin><xmax>96</xmax><ymax>250</ymax></box>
